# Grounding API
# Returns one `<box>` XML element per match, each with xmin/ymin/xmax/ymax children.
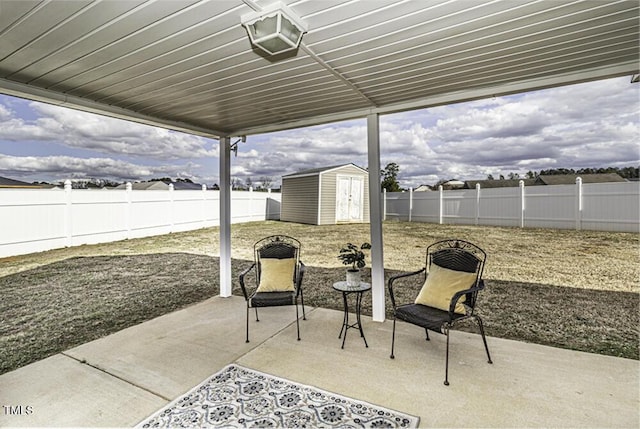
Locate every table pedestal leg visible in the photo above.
<box><xmin>340</xmin><ymin>292</ymin><xmax>349</xmax><ymax>349</ymax></box>
<box><xmin>338</xmin><ymin>291</ymin><xmax>368</xmax><ymax>349</ymax></box>
<box><xmin>355</xmin><ymin>292</ymin><xmax>368</xmax><ymax>348</ymax></box>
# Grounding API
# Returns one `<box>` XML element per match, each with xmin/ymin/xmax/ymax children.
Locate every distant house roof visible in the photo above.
<box><xmin>535</xmin><ymin>173</ymin><xmax>626</xmax><ymax>185</ymax></box>
<box><xmin>439</xmin><ymin>180</ymin><xmax>465</xmax><ymax>190</ymax></box>
<box><xmin>282</xmin><ymin>163</ymin><xmax>367</xmax><ymax>179</ymax></box>
<box><xmin>0</xmin><ymin>176</ymin><xmax>47</xmax><ymax>188</ymax></box>
<box><xmin>115</xmin><ymin>181</ymin><xmax>204</xmax><ymax>190</ymax></box>
<box><xmin>464</xmin><ymin>179</ymin><xmax>537</xmax><ymax>189</ymax></box>
<box><xmin>414</xmin><ymin>185</ymin><xmax>433</xmax><ymax>192</ymax></box>
<box><xmin>115</xmin><ymin>181</ymin><xmax>169</xmax><ymax>190</ymax></box>
<box><xmin>171</xmin><ymin>181</ymin><xmax>203</xmax><ymax>190</ymax></box>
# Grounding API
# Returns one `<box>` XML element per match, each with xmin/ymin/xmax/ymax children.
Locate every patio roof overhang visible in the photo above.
<box><xmin>1</xmin><ymin>0</ymin><xmax>638</xmax><ymax>139</ymax></box>
<box><xmin>1</xmin><ymin>0</ymin><xmax>638</xmax><ymax>320</ymax></box>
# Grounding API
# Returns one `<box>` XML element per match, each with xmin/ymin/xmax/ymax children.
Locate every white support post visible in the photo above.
<box><xmin>219</xmin><ymin>136</ymin><xmax>232</xmax><ymax>297</ymax></box>
<box><xmin>475</xmin><ymin>183</ymin><xmax>481</xmax><ymax>225</ymax></box>
<box><xmin>519</xmin><ymin>180</ymin><xmax>525</xmax><ymax>228</ymax></box>
<box><xmin>575</xmin><ymin>177</ymin><xmax>583</xmax><ymax>230</ymax></box>
<box><xmin>367</xmin><ymin>113</ymin><xmax>385</xmax><ymax>322</ymax></box>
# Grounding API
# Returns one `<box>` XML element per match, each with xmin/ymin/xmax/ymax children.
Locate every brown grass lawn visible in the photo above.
<box><xmin>0</xmin><ymin>221</ymin><xmax>638</xmax><ymax>375</ymax></box>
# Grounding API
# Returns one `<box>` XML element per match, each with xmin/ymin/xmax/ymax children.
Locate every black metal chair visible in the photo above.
<box><xmin>239</xmin><ymin>235</ymin><xmax>306</xmax><ymax>343</ymax></box>
<box><xmin>389</xmin><ymin>239</ymin><xmax>492</xmax><ymax>385</ymax></box>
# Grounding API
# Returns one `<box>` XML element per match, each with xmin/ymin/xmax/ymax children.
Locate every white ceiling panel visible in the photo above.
<box><xmin>0</xmin><ymin>0</ymin><xmax>637</xmax><ymax>138</ymax></box>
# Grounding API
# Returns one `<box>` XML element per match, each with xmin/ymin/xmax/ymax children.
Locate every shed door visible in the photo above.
<box><xmin>336</xmin><ymin>176</ymin><xmax>364</xmax><ymax>222</ymax></box>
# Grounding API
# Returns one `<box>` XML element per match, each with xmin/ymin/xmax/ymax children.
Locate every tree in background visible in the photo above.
<box><xmin>486</xmin><ymin>166</ymin><xmax>638</xmax><ymax>181</ymax></box>
<box><xmin>381</xmin><ymin>162</ymin><xmax>401</xmax><ymax>192</ymax></box>
<box><xmin>259</xmin><ymin>176</ymin><xmax>273</xmax><ymax>191</ymax></box>
<box><xmin>231</xmin><ymin>177</ymin><xmax>245</xmax><ymax>190</ymax></box>
<box><xmin>538</xmin><ymin>166</ymin><xmax>638</xmax><ymax>179</ymax></box>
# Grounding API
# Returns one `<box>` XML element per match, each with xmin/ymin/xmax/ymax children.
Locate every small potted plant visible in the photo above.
<box><xmin>338</xmin><ymin>242</ymin><xmax>371</xmax><ymax>287</ymax></box>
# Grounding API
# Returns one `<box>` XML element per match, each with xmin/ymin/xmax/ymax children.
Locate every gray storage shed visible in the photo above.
<box><xmin>281</xmin><ymin>164</ymin><xmax>370</xmax><ymax>225</ymax></box>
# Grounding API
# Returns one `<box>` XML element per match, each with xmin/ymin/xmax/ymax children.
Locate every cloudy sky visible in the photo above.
<box><xmin>0</xmin><ymin>75</ymin><xmax>638</xmax><ymax>189</ymax></box>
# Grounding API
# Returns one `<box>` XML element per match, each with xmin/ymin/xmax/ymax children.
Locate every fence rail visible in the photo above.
<box><xmin>384</xmin><ymin>179</ymin><xmax>639</xmax><ymax>233</ymax></box>
<box><xmin>0</xmin><ymin>182</ymin><xmax>281</xmax><ymax>258</ymax></box>
<box><xmin>1</xmin><ymin>179</ymin><xmax>637</xmax><ymax>259</ymax></box>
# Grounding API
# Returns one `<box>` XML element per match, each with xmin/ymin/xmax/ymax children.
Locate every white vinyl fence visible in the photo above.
<box><xmin>384</xmin><ymin>179</ymin><xmax>639</xmax><ymax>233</ymax></box>
<box><xmin>0</xmin><ymin>182</ymin><xmax>281</xmax><ymax>258</ymax></box>
<box><xmin>2</xmin><ymin>178</ymin><xmax>637</xmax><ymax>259</ymax></box>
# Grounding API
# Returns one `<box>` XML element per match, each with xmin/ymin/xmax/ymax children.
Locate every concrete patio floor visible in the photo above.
<box><xmin>0</xmin><ymin>295</ymin><xmax>638</xmax><ymax>428</ymax></box>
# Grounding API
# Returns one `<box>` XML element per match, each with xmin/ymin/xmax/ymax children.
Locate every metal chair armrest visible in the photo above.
<box><xmin>239</xmin><ymin>263</ymin><xmax>256</xmax><ymax>301</ymax></box>
<box><xmin>388</xmin><ymin>267</ymin><xmax>426</xmax><ymax>309</ymax></box>
<box><xmin>448</xmin><ymin>279</ymin><xmax>485</xmax><ymax>316</ymax></box>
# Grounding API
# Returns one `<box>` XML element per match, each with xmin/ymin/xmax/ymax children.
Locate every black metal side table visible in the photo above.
<box><xmin>332</xmin><ymin>281</ymin><xmax>371</xmax><ymax>349</ymax></box>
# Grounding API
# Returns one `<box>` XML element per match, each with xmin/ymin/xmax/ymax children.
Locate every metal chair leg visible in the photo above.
<box><xmin>425</xmin><ymin>328</ymin><xmax>430</xmax><ymax>341</ymax></box>
<box><xmin>475</xmin><ymin>315</ymin><xmax>493</xmax><ymax>364</ymax></box>
<box><xmin>444</xmin><ymin>325</ymin><xmax>450</xmax><ymax>386</ymax></box>
<box><xmin>246</xmin><ymin>305</ymin><xmax>250</xmax><ymax>343</ymax></box>
<box><xmin>295</xmin><ymin>302</ymin><xmax>301</xmax><ymax>341</ymax></box>
<box><xmin>300</xmin><ymin>290</ymin><xmax>307</xmax><ymax>320</ymax></box>
<box><xmin>254</xmin><ymin>307</ymin><xmax>259</xmax><ymax>322</ymax></box>
<box><xmin>390</xmin><ymin>317</ymin><xmax>396</xmax><ymax>359</ymax></box>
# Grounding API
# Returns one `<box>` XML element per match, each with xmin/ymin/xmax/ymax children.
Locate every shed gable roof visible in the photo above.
<box><xmin>283</xmin><ymin>163</ymin><xmax>367</xmax><ymax>179</ymax></box>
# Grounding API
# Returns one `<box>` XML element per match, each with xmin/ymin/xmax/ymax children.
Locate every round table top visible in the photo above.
<box><xmin>332</xmin><ymin>281</ymin><xmax>371</xmax><ymax>293</ymax></box>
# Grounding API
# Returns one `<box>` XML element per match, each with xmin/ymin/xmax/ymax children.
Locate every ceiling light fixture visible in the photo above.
<box><xmin>241</xmin><ymin>2</ymin><xmax>308</xmax><ymax>56</ymax></box>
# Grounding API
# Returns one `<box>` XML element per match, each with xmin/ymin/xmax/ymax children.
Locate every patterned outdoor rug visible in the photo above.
<box><xmin>137</xmin><ymin>364</ymin><xmax>419</xmax><ymax>428</ymax></box>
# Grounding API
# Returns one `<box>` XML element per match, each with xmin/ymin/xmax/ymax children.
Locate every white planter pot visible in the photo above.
<box><xmin>346</xmin><ymin>269</ymin><xmax>361</xmax><ymax>287</ymax></box>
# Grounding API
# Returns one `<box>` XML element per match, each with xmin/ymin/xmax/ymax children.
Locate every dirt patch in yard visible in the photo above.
<box><xmin>1</xmin><ymin>253</ymin><xmax>638</xmax><ymax>374</ymax></box>
<box><xmin>0</xmin><ymin>254</ymin><xmax>219</xmax><ymax>374</ymax></box>
<box><xmin>1</xmin><ymin>221</ymin><xmax>638</xmax><ymax>375</ymax></box>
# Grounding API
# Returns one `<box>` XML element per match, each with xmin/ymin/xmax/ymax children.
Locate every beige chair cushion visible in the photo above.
<box><xmin>257</xmin><ymin>258</ymin><xmax>296</xmax><ymax>292</ymax></box>
<box><xmin>415</xmin><ymin>263</ymin><xmax>477</xmax><ymax>314</ymax></box>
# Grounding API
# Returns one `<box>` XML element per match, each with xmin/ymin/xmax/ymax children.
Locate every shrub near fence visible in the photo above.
<box><xmin>384</xmin><ymin>179</ymin><xmax>639</xmax><ymax>233</ymax></box>
<box><xmin>0</xmin><ymin>182</ymin><xmax>281</xmax><ymax>258</ymax></box>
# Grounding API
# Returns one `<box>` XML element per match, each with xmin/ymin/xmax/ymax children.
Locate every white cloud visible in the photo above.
<box><xmin>0</xmin><ymin>104</ymin><xmax>13</xmax><ymax>121</ymax></box>
<box><xmin>0</xmin><ymin>102</ymin><xmax>218</xmax><ymax>160</ymax></box>
<box><xmin>233</xmin><ymin>77</ymin><xmax>637</xmax><ymax>188</ymax></box>
<box><xmin>1</xmin><ymin>76</ymin><xmax>638</xmax><ymax>187</ymax></box>
<box><xmin>0</xmin><ymin>154</ymin><xmax>201</xmax><ymax>182</ymax></box>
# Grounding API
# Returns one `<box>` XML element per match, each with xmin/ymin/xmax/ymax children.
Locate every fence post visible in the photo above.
<box><xmin>383</xmin><ymin>189</ymin><xmax>387</xmax><ymax>221</ymax></box>
<box><xmin>475</xmin><ymin>183</ymin><xmax>481</xmax><ymax>225</ymax></box>
<box><xmin>519</xmin><ymin>180</ymin><xmax>525</xmax><ymax>228</ymax></box>
<box><xmin>202</xmin><ymin>184</ymin><xmax>207</xmax><ymax>228</ymax></box>
<box><xmin>266</xmin><ymin>188</ymin><xmax>271</xmax><ymax>220</ymax></box>
<box><xmin>249</xmin><ymin>186</ymin><xmax>254</xmax><ymax>221</ymax></box>
<box><xmin>408</xmin><ymin>187</ymin><xmax>413</xmax><ymax>222</ymax></box>
<box><xmin>126</xmin><ymin>182</ymin><xmax>132</xmax><ymax>239</ymax></box>
<box><xmin>575</xmin><ymin>177</ymin><xmax>583</xmax><ymax>230</ymax></box>
<box><xmin>64</xmin><ymin>180</ymin><xmax>72</xmax><ymax>247</ymax></box>
<box><xmin>438</xmin><ymin>185</ymin><xmax>444</xmax><ymax>224</ymax></box>
<box><xmin>169</xmin><ymin>183</ymin><xmax>174</xmax><ymax>232</ymax></box>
